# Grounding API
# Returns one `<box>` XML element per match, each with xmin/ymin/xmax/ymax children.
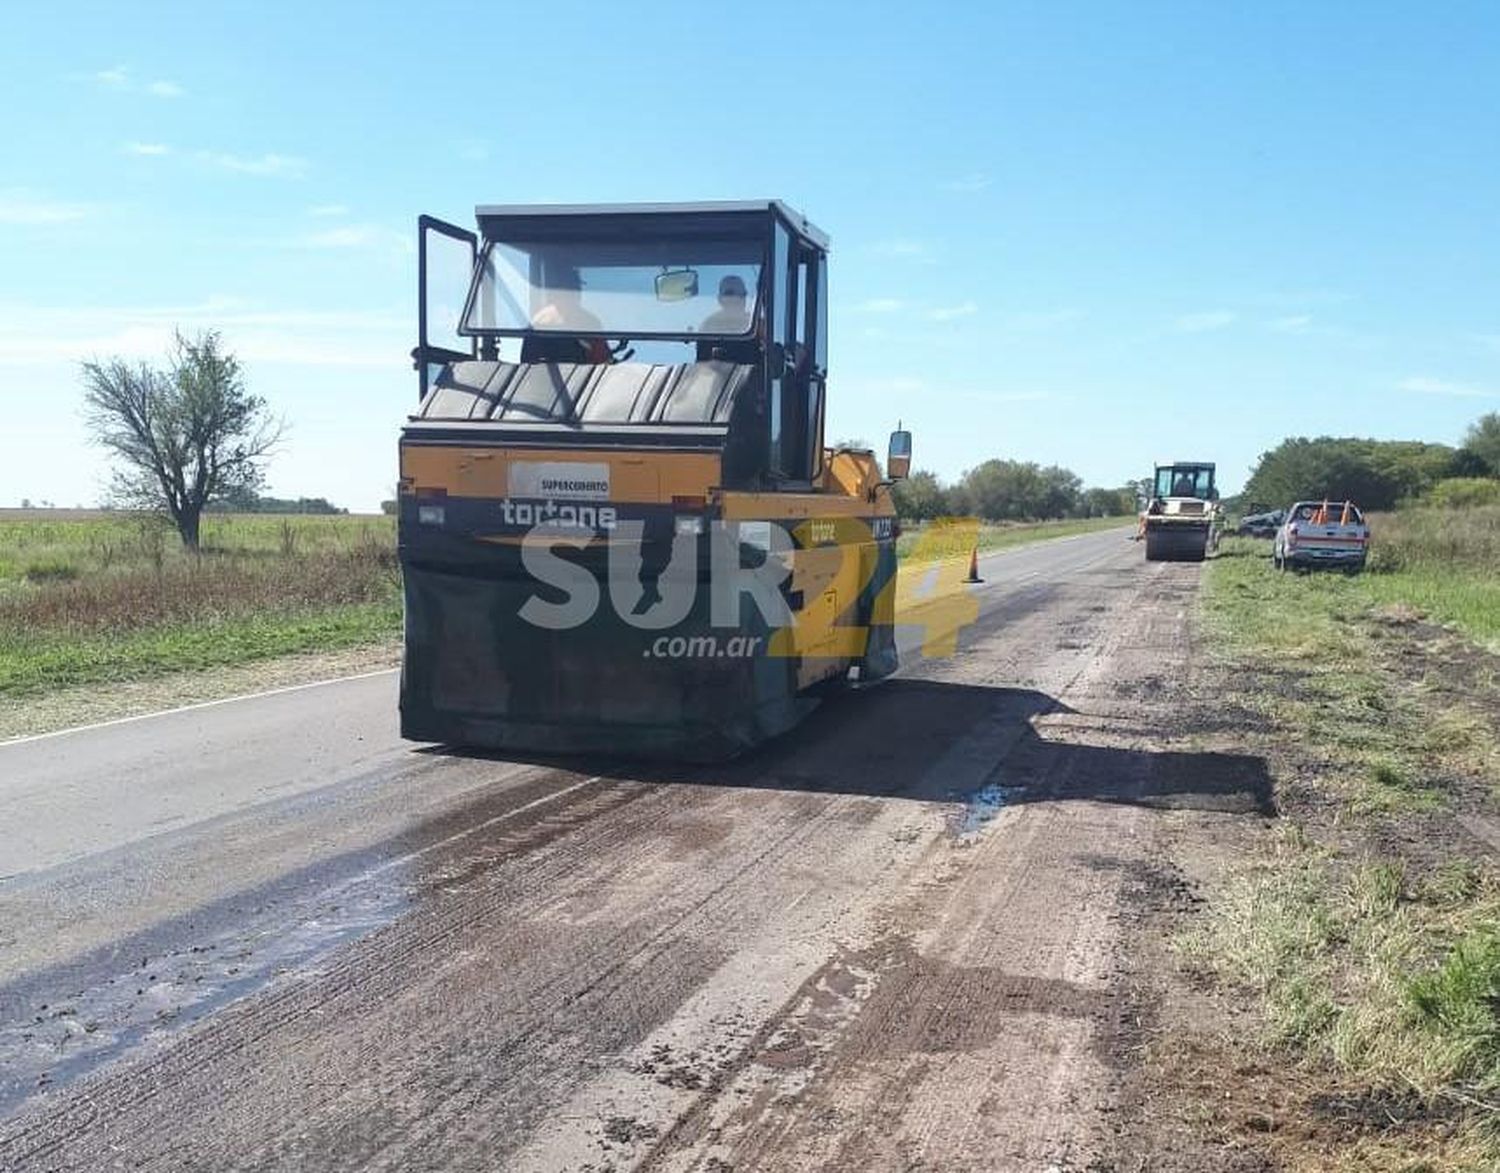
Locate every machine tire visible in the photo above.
<box><xmin>1144</xmin><ymin>531</ymin><xmax>1165</xmax><ymax>562</ymax></box>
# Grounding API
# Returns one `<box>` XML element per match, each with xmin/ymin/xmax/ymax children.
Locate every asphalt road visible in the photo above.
<box><xmin>0</xmin><ymin>524</ymin><xmax>1269</xmax><ymax>1172</ymax></box>
<box><xmin>0</xmin><ymin>527</ymin><xmax>1133</xmax><ymax>878</ymax></box>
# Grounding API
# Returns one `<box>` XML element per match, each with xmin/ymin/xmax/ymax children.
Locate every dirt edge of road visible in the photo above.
<box><xmin>0</xmin><ymin>642</ymin><xmax>401</xmax><ymax>742</ymax></box>
<box><xmin>1110</xmin><ymin>544</ymin><xmax>1500</xmax><ymax>1171</ymax></box>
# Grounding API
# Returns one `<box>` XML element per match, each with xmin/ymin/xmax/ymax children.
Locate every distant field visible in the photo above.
<box><xmin>0</xmin><ymin>512</ymin><xmax>400</xmax><ymax>698</ymax></box>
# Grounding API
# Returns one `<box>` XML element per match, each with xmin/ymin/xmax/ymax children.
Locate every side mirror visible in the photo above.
<box><xmin>655</xmin><ymin>268</ymin><xmax>699</xmax><ymax>302</ymax></box>
<box><xmin>887</xmin><ymin>429</ymin><xmax>912</xmax><ymax>480</ymax></box>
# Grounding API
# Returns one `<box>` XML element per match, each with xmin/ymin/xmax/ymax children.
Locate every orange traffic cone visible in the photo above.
<box><xmin>965</xmin><ymin>546</ymin><xmax>983</xmax><ymax>584</ymax></box>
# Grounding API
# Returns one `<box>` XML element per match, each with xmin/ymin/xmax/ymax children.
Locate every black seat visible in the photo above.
<box><xmin>521</xmin><ymin>334</ymin><xmax>592</xmax><ymax>364</ymax></box>
<box><xmin>696</xmin><ymin>338</ymin><xmax>761</xmax><ymax>364</ymax></box>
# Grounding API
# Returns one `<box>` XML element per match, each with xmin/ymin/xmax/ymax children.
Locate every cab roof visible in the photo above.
<box><xmin>473</xmin><ymin>200</ymin><xmax>829</xmax><ymax>252</ymax></box>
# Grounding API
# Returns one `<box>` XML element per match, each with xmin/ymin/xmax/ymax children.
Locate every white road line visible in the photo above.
<box><xmin>0</xmin><ymin>668</ymin><xmax>401</xmax><ymax>749</ymax></box>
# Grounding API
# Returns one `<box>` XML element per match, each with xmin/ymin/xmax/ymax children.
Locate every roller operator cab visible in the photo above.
<box><xmin>1142</xmin><ymin>461</ymin><xmax>1222</xmax><ymax>562</ymax></box>
<box><xmin>399</xmin><ymin>201</ymin><xmax>911</xmax><ymax>759</ymax></box>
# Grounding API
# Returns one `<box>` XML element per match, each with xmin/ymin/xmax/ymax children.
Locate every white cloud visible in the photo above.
<box><xmin>286</xmin><ymin>223</ymin><xmax>411</xmax><ymax>255</ymax></box>
<box><xmin>928</xmin><ymin>301</ymin><xmax>978</xmax><ymax>322</ymax></box>
<box><xmin>0</xmin><ymin>299</ymin><xmax>407</xmax><ymax>370</ymax></box>
<box><xmin>458</xmin><ymin>139</ymin><xmax>490</xmax><ymax>162</ymax></box>
<box><xmin>1399</xmin><ymin>376</ymin><xmax>1498</xmax><ymax>399</ymax></box>
<box><xmin>123</xmin><ymin>141</ymin><xmax>171</xmax><ymax>156</ymax></box>
<box><xmin>867</xmin><ymin>238</ymin><xmax>935</xmax><ymax>262</ymax></box>
<box><xmin>295</xmin><ymin>226</ymin><xmax>381</xmax><ymax>249</ymax></box>
<box><xmin>0</xmin><ymin>191</ymin><xmax>91</xmax><ymax>224</ymax></box>
<box><xmin>197</xmin><ymin>151</ymin><xmax>308</xmax><ymax>177</ymax></box>
<box><xmin>307</xmin><ymin>203</ymin><xmax>349</xmax><ymax>217</ymax></box>
<box><xmin>853</xmin><ymin>297</ymin><xmax>904</xmax><ymax>314</ymax></box>
<box><xmin>1172</xmin><ymin>310</ymin><xmax>1236</xmax><ymax>333</ymax></box>
<box><xmin>1268</xmin><ymin>314</ymin><xmax>1312</xmax><ymax>334</ymax></box>
<box><xmin>83</xmin><ymin>67</ymin><xmax>182</xmax><ymax>97</ymax></box>
<box><xmin>941</xmin><ymin>174</ymin><xmax>993</xmax><ymax>193</ymax></box>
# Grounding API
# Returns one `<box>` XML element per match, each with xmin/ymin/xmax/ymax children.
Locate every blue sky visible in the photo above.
<box><xmin>2</xmin><ymin>0</ymin><xmax>1497</xmax><ymax>510</ymax></box>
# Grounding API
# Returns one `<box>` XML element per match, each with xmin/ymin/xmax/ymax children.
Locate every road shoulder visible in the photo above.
<box><xmin>1113</xmin><ymin>541</ymin><xmax>1500</xmax><ymax>1170</ymax></box>
<box><xmin>0</xmin><ymin>642</ymin><xmax>399</xmax><ymax>742</ymax></box>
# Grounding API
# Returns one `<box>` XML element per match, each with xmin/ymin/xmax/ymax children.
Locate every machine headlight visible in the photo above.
<box><xmin>418</xmin><ymin>504</ymin><xmax>445</xmax><ymax>526</ymax></box>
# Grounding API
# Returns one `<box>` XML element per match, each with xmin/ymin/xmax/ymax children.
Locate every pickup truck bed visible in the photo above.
<box><xmin>1274</xmin><ymin>501</ymin><xmax>1369</xmax><ymax>571</ymax></box>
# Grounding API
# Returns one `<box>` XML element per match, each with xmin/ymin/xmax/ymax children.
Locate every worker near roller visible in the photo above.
<box><xmin>526</xmin><ymin>267</ymin><xmax>610</xmax><ymax>363</ymax></box>
<box><xmin>700</xmin><ymin>274</ymin><xmax>752</xmax><ymax>333</ymax></box>
<box><xmin>697</xmin><ymin>274</ymin><xmax>760</xmax><ymax>362</ymax></box>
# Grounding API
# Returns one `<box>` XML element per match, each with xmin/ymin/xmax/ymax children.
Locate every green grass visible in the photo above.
<box><xmin>1194</xmin><ymin>530</ymin><xmax>1500</xmax><ymax>1165</ymax></box>
<box><xmin>1360</xmin><ymin>571</ymin><xmax>1500</xmax><ymax>649</ymax></box>
<box><xmin>1192</xmin><ymin>844</ymin><xmax>1500</xmax><ymax>1099</ymax></box>
<box><xmin>897</xmin><ymin>514</ymin><xmax>1129</xmax><ymax>563</ymax></box>
<box><xmin>1211</xmin><ymin>507</ymin><xmax>1500</xmax><ymax>649</ymax></box>
<box><xmin>0</xmin><ymin>602</ymin><xmax>400</xmax><ymax>697</ymax></box>
<box><xmin>1363</xmin><ymin>505</ymin><xmax>1500</xmax><ymax>647</ymax></box>
<box><xmin>1202</xmin><ymin>537</ymin><xmax>1446</xmax><ymax>808</ymax></box>
<box><xmin>0</xmin><ymin>512</ymin><xmax>400</xmax><ymax>699</ymax></box>
<box><xmin>1404</xmin><ymin>924</ymin><xmax>1500</xmax><ymax>1094</ymax></box>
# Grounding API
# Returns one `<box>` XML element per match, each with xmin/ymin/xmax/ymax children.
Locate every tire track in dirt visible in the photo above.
<box><xmin>632</xmin><ymin>562</ymin><xmax>1175</xmax><ymax>1172</ymax></box>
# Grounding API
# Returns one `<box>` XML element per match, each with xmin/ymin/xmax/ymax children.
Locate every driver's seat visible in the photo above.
<box><xmin>696</xmin><ymin>337</ymin><xmax>761</xmax><ymax>364</ymax></box>
<box><xmin>521</xmin><ymin>334</ymin><xmax>593</xmax><ymax>364</ymax></box>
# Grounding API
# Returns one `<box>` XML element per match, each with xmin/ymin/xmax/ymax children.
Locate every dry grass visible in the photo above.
<box><xmin>2</xmin><ymin>540</ymin><xmax>397</xmax><ymax>634</ymax></box>
<box><xmin>1191</xmin><ymin>535</ymin><xmax>1500</xmax><ymax>1167</ymax></box>
<box><xmin>1368</xmin><ymin>505</ymin><xmax>1500</xmax><ymax>575</ymax></box>
<box><xmin>0</xmin><ymin>512</ymin><xmax>400</xmax><ymax>697</ymax></box>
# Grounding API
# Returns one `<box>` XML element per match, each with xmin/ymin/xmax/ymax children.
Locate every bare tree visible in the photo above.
<box><xmin>82</xmin><ymin>331</ymin><xmax>283</xmax><ymax>548</ymax></box>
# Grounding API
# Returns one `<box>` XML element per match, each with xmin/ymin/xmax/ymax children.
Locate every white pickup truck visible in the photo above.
<box><xmin>1273</xmin><ymin>500</ymin><xmax>1370</xmax><ymax>572</ymax></box>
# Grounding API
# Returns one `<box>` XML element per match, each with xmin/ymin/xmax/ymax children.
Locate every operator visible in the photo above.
<box><xmin>1171</xmin><ymin>470</ymin><xmax>1197</xmax><ymax>497</ymax></box>
<box><xmin>697</xmin><ymin>274</ymin><xmax>760</xmax><ymax>363</ymax></box>
<box><xmin>524</xmin><ymin>267</ymin><xmax>611</xmax><ymax>364</ymax></box>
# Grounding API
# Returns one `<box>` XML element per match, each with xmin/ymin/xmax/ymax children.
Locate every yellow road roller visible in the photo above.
<box><xmin>399</xmin><ymin>201</ymin><xmax>912</xmax><ymax>758</ymax></box>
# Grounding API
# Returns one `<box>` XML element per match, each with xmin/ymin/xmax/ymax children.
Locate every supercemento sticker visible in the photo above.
<box><xmin>507</xmin><ymin>462</ymin><xmax>611</xmax><ymax>500</ymax></box>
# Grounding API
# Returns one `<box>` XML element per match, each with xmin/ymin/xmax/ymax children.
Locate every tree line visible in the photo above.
<box><xmin>1240</xmin><ymin>413</ymin><xmax>1500</xmax><ymax>512</ymax></box>
<box><xmin>893</xmin><ymin>462</ymin><xmax>1138</xmax><ymax>522</ymax></box>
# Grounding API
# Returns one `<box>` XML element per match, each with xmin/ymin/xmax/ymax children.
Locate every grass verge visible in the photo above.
<box><xmin>1185</xmin><ymin>535</ymin><xmax>1500</xmax><ymax>1168</ymax></box>
<box><xmin>0</xmin><ymin>601</ymin><xmax>400</xmax><ymax>698</ymax></box>
<box><xmin>0</xmin><ymin>514</ymin><xmax>401</xmax><ymax>700</ymax></box>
